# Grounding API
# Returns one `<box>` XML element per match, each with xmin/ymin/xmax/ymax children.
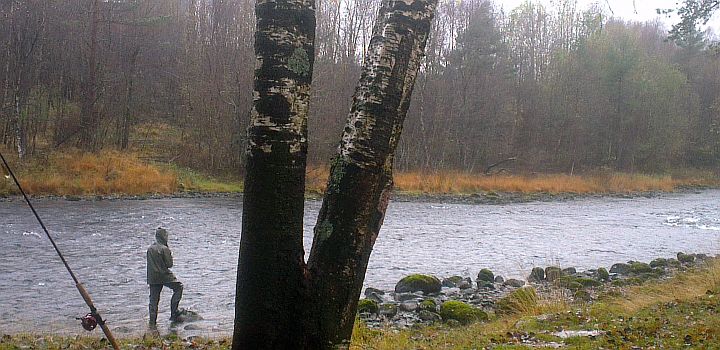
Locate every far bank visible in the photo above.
<box><xmin>1</xmin><ymin>150</ymin><xmax>718</xmax><ymax>199</ymax></box>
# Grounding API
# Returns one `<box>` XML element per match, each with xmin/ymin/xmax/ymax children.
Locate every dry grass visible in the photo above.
<box><xmin>3</xmin><ymin>150</ymin><xmax>717</xmax><ymax>197</ymax></box>
<box><xmin>395</xmin><ymin>172</ymin><xmax>681</xmax><ymax>194</ymax></box>
<box><xmin>5</xmin><ymin>150</ymin><xmax>178</xmax><ymax>196</ymax></box>
<box><xmin>614</xmin><ymin>259</ymin><xmax>720</xmax><ymax>314</ymax></box>
<box><xmin>304</xmin><ymin>166</ymin><xmax>718</xmax><ymax>195</ymax></box>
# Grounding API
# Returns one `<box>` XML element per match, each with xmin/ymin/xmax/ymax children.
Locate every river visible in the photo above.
<box><xmin>1</xmin><ymin>190</ymin><xmax>719</xmax><ymax>337</ymax></box>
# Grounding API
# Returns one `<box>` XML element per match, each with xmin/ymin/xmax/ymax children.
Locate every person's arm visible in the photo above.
<box><xmin>163</xmin><ymin>247</ymin><xmax>174</xmax><ymax>268</ymax></box>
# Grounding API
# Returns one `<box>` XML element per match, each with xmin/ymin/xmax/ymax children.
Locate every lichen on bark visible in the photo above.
<box><xmin>307</xmin><ymin>0</ymin><xmax>438</xmax><ymax>347</ymax></box>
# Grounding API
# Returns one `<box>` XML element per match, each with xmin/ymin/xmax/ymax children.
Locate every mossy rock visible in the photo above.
<box><xmin>439</xmin><ymin>301</ymin><xmax>488</xmax><ymax>325</ymax></box>
<box><xmin>597</xmin><ymin>267</ymin><xmax>610</xmax><ymax>282</ymax></box>
<box><xmin>678</xmin><ymin>252</ymin><xmax>695</xmax><ymax>264</ymax></box>
<box><xmin>495</xmin><ymin>287</ymin><xmax>538</xmax><ymax>315</ymax></box>
<box><xmin>667</xmin><ymin>258</ymin><xmax>682</xmax><ymax>268</ymax></box>
<box><xmin>545</xmin><ymin>266</ymin><xmax>562</xmax><ymax>282</ymax></box>
<box><xmin>357</xmin><ymin>299</ymin><xmax>379</xmax><ymax>314</ymax></box>
<box><xmin>395</xmin><ymin>274</ymin><xmax>442</xmax><ymax>294</ymax></box>
<box><xmin>418</xmin><ymin>310</ymin><xmax>441</xmax><ymax>322</ymax></box>
<box><xmin>477</xmin><ymin>269</ymin><xmax>495</xmax><ymax>283</ymax></box>
<box><xmin>650</xmin><ymin>258</ymin><xmax>669</xmax><ymax>268</ymax></box>
<box><xmin>610</xmin><ymin>263</ymin><xmax>631</xmax><ymax>275</ymax></box>
<box><xmin>419</xmin><ymin>299</ymin><xmax>437</xmax><ymax>312</ymax></box>
<box><xmin>629</xmin><ymin>262</ymin><xmax>653</xmax><ymax>274</ymax></box>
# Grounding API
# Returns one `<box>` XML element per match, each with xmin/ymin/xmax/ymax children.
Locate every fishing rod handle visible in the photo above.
<box><xmin>76</xmin><ymin>283</ymin><xmax>121</xmax><ymax>350</ymax></box>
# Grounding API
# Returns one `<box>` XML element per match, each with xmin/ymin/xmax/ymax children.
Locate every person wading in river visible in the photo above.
<box><xmin>147</xmin><ymin>227</ymin><xmax>183</xmax><ymax>327</ymax></box>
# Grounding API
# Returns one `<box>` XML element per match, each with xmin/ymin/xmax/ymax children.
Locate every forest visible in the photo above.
<box><xmin>1</xmin><ymin>0</ymin><xmax>719</xmax><ymax>175</ymax></box>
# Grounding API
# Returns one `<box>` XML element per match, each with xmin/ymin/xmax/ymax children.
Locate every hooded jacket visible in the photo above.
<box><xmin>147</xmin><ymin>228</ymin><xmax>177</xmax><ymax>284</ymax></box>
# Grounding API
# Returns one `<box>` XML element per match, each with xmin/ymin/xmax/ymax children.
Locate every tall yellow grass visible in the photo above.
<box><xmin>615</xmin><ymin>259</ymin><xmax>720</xmax><ymax>314</ymax></box>
<box><xmin>306</xmin><ymin>166</ymin><xmax>718</xmax><ymax>195</ymax></box>
<box><xmin>15</xmin><ymin>151</ymin><xmax>178</xmax><ymax>196</ymax></box>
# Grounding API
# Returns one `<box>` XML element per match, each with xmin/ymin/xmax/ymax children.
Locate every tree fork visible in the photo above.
<box><xmin>308</xmin><ymin>0</ymin><xmax>437</xmax><ymax>347</ymax></box>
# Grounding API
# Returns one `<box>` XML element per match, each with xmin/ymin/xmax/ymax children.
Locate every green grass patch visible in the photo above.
<box><xmin>166</xmin><ymin>165</ymin><xmax>243</xmax><ymax>193</ymax></box>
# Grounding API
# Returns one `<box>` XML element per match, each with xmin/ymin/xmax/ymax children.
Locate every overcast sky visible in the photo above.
<box><xmin>494</xmin><ymin>0</ymin><xmax>720</xmax><ymax>34</ymax></box>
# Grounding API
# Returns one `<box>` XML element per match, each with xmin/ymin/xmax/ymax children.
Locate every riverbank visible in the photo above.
<box><xmin>2</xmin><ymin>253</ymin><xmax>719</xmax><ymax>349</ymax></box>
<box><xmin>352</xmin><ymin>252</ymin><xmax>720</xmax><ymax>349</ymax></box>
<box><xmin>1</xmin><ymin>150</ymin><xmax>718</xmax><ymax>200</ymax></box>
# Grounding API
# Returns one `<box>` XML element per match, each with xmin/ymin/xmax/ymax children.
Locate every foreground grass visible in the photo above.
<box><xmin>3</xmin><ymin>260</ymin><xmax>720</xmax><ymax>349</ymax></box>
<box><xmin>1</xmin><ymin>149</ymin><xmax>718</xmax><ymax>197</ymax></box>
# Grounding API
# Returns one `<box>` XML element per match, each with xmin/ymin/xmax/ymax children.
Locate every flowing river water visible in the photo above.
<box><xmin>1</xmin><ymin>190</ymin><xmax>719</xmax><ymax>337</ymax></box>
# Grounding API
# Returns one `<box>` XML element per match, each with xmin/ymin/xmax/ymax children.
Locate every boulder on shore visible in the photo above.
<box><xmin>678</xmin><ymin>252</ymin><xmax>695</xmax><ymax>264</ymax></box>
<box><xmin>439</xmin><ymin>301</ymin><xmax>488</xmax><ymax>325</ymax></box>
<box><xmin>528</xmin><ymin>267</ymin><xmax>545</xmax><ymax>282</ymax></box>
<box><xmin>395</xmin><ymin>274</ymin><xmax>442</xmax><ymax>294</ymax></box>
<box><xmin>610</xmin><ymin>263</ymin><xmax>631</xmax><ymax>275</ymax></box>
<box><xmin>504</xmin><ymin>278</ymin><xmax>525</xmax><ymax>288</ymax></box>
<box><xmin>545</xmin><ymin>266</ymin><xmax>562</xmax><ymax>282</ymax></box>
<box><xmin>477</xmin><ymin>269</ymin><xmax>495</xmax><ymax>283</ymax></box>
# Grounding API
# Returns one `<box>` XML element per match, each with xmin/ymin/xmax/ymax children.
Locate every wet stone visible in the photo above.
<box><xmin>366</xmin><ymin>291</ymin><xmax>384</xmax><ymax>304</ymax></box>
<box><xmin>529</xmin><ymin>267</ymin><xmax>545</xmax><ymax>282</ymax></box>
<box><xmin>395</xmin><ymin>292</ymin><xmax>422</xmax><ymax>302</ymax></box>
<box><xmin>379</xmin><ymin>304</ymin><xmax>398</xmax><ymax>318</ymax></box>
<box><xmin>418</xmin><ymin>310</ymin><xmax>441</xmax><ymax>322</ymax></box>
<box><xmin>545</xmin><ymin>267</ymin><xmax>562</xmax><ymax>282</ymax></box>
<box><xmin>400</xmin><ymin>300</ymin><xmax>419</xmax><ymax>312</ymax></box>
<box><xmin>364</xmin><ymin>287</ymin><xmax>385</xmax><ymax>297</ymax></box>
<box><xmin>457</xmin><ymin>279</ymin><xmax>472</xmax><ymax>289</ymax></box>
<box><xmin>562</xmin><ymin>267</ymin><xmax>577</xmax><ymax>275</ymax></box>
<box><xmin>504</xmin><ymin>279</ymin><xmax>525</xmax><ymax>288</ymax></box>
<box><xmin>442</xmin><ymin>276</ymin><xmax>464</xmax><ymax>288</ymax></box>
<box><xmin>610</xmin><ymin>263</ymin><xmax>631</xmax><ymax>275</ymax></box>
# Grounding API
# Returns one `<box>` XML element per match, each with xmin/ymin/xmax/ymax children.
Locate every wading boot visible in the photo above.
<box><xmin>149</xmin><ymin>312</ymin><xmax>157</xmax><ymax>328</ymax></box>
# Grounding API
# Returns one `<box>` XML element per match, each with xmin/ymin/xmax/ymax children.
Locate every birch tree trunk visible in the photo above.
<box><xmin>307</xmin><ymin>1</ymin><xmax>436</xmax><ymax>346</ymax></box>
<box><xmin>234</xmin><ymin>0</ymin><xmax>435</xmax><ymax>348</ymax></box>
<box><xmin>232</xmin><ymin>0</ymin><xmax>316</xmax><ymax>348</ymax></box>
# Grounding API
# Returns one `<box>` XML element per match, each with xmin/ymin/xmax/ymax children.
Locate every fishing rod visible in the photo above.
<box><xmin>0</xmin><ymin>151</ymin><xmax>120</xmax><ymax>350</ymax></box>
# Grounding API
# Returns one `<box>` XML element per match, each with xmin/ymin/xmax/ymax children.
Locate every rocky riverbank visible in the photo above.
<box><xmin>2</xmin><ymin>183</ymin><xmax>715</xmax><ymax>204</ymax></box>
<box><xmin>358</xmin><ymin>252</ymin><xmax>716</xmax><ymax>329</ymax></box>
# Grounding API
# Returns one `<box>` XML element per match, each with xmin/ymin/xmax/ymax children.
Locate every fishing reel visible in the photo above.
<box><xmin>77</xmin><ymin>313</ymin><xmax>98</xmax><ymax>331</ymax></box>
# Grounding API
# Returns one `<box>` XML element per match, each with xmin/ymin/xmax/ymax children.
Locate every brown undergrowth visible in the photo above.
<box><xmin>0</xmin><ymin>150</ymin><xmax>178</xmax><ymax>196</ymax></box>
<box><xmin>2</xmin><ymin>150</ymin><xmax>717</xmax><ymax>197</ymax></box>
<box><xmin>306</xmin><ymin>166</ymin><xmax>719</xmax><ymax>195</ymax></box>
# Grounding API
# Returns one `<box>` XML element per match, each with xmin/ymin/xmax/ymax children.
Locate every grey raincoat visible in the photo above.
<box><xmin>146</xmin><ymin>228</ymin><xmax>177</xmax><ymax>284</ymax></box>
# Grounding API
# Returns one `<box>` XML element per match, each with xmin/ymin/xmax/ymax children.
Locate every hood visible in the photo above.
<box><xmin>155</xmin><ymin>228</ymin><xmax>169</xmax><ymax>246</ymax></box>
